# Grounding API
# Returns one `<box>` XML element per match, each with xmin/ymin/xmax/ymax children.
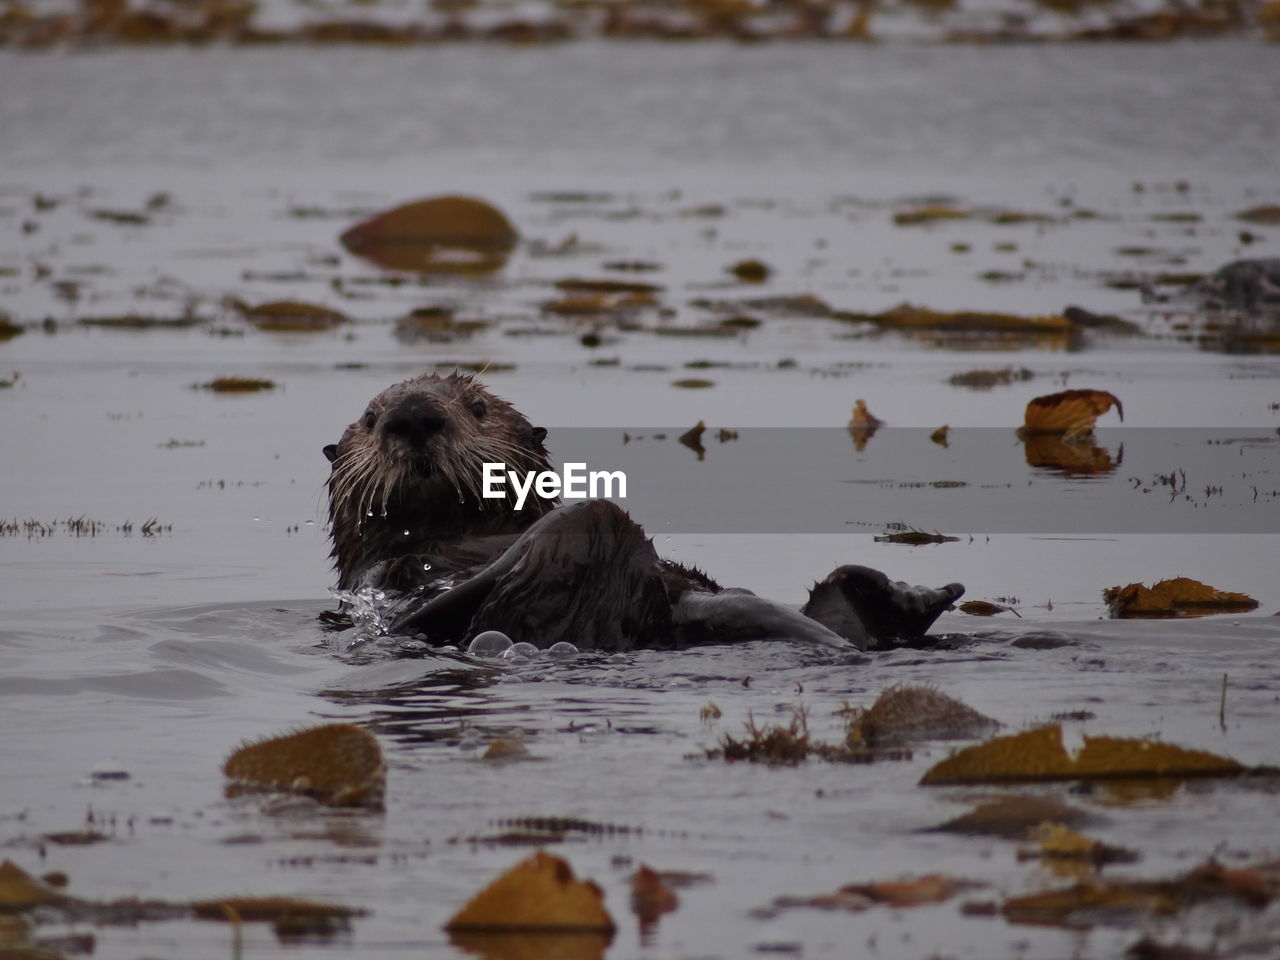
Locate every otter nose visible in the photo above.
<box><xmin>382</xmin><ymin>398</ymin><xmax>447</xmax><ymax>445</ymax></box>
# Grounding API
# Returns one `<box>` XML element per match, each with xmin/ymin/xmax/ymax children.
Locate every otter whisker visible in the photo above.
<box><xmin>336</xmin><ymin>454</ymin><xmax>380</xmax><ymax>512</ymax></box>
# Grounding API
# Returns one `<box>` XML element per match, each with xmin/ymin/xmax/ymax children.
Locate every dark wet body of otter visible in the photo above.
<box><xmin>325</xmin><ymin>372</ymin><xmax>963</xmax><ymax>652</ymax></box>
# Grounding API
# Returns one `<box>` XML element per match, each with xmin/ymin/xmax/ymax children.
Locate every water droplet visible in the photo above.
<box><xmin>422</xmin><ymin>562</ymin><xmax>432</xmax><ymax>572</ymax></box>
<box><xmin>457</xmin><ymin>493</ymin><xmax>466</xmax><ymax>505</ymax></box>
<box><xmin>403</xmin><ymin>529</ymin><xmax>411</xmax><ymax>537</ymax></box>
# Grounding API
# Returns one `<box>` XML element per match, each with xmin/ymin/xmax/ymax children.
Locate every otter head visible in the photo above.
<box><xmin>324</xmin><ymin>371</ymin><xmax>555</xmax><ymax>589</ymax></box>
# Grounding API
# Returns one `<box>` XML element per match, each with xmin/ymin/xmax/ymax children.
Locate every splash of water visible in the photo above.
<box><xmin>327</xmin><ymin>584</ymin><xmax>393</xmax><ymax>653</ymax></box>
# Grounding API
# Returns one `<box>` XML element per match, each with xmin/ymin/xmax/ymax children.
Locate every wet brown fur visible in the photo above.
<box><xmin>326</xmin><ymin>372</ymin><xmax>556</xmax><ymax>590</ymax></box>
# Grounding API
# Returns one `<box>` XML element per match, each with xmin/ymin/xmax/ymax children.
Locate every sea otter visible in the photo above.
<box><xmin>323</xmin><ymin>371</ymin><xmax>963</xmax><ymax>652</ymax></box>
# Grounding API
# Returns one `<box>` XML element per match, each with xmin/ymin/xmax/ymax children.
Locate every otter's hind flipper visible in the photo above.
<box><xmin>802</xmin><ymin>565</ymin><xmax>963</xmax><ymax>650</ymax></box>
<box><xmin>673</xmin><ymin>590</ymin><xmax>857</xmax><ymax>650</ymax></box>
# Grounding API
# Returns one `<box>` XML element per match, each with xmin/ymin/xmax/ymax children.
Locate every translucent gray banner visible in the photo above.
<box><xmin>510</xmin><ymin>427</ymin><xmax>1280</xmax><ymax>534</ymax></box>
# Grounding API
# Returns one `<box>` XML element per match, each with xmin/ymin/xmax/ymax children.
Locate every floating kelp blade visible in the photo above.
<box><xmin>847</xmin><ymin>303</ymin><xmax>1072</xmax><ymax>333</ymax></box>
<box><xmin>200</xmin><ymin>377</ymin><xmax>276</xmax><ymax>393</ymax></box>
<box><xmin>239</xmin><ymin>300</ymin><xmax>346</xmax><ymax>332</ymax></box>
<box><xmin>340</xmin><ymin>196</ymin><xmax>518</xmax><ymax>275</ymax></box>
<box><xmin>1002</xmin><ymin>858</ymin><xmax>1275</xmax><ymax>929</ymax></box>
<box><xmin>0</xmin><ymin>860</ymin><xmax>66</xmax><ymax>909</ymax></box>
<box><xmin>920</xmin><ymin>725</ymin><xmax>1244</xmax><ymax>786</ymax></box>
<box><xmin>851</xmin><ymin>684</ymin><xmax>999</xmax><ymax>747</ymax></box>
<box><xmin>1021</xmin><ymin>389</ymin><xmax>1123</xmax><ymax>436</ymax></box>
<box><xmin>192</xmin><ymin>896</ymin><xmax>364</xmax><ymax>924</ymax></box>
<box><xmin>932</xmin><ymin>795</ymin><xmax>1094</xmax><ymax>839</ymax></box>
<box><xmin>446</xmin><ymin>852</ymin><xmax>616</xmax><ymax>943</ymax></box>
<box><xmin>223</xmin><ymin>723</ymin><xmax>385</xmax><ymax>808</ymax></box>
<box><xmin>630</xmin><ymin>865</ymin><xmax>679</xmax><ymax>926</ymax></box>
<box><xmin>1104</xmin><ymin>578</ymin><xmax>1259</xmax><ymax>618</ymax></box>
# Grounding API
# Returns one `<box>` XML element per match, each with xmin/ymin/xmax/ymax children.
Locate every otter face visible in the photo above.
<box><xmin>325</xmin><ymin>372</ymin><xmax>554</xmax><ymax>586</ymax></box>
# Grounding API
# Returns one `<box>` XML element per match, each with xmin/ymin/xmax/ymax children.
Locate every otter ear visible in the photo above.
<box><xmin>322</xmin><ymin>444</ymin><xmax>338</xmax><ymax>463</ymax></box>
<box><xmin>531</xmin><ymin>426</ymin><xmax>548</xmax><ymax>445</ymax></box>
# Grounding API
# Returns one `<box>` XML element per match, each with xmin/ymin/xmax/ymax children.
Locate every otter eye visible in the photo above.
<box><xmin>469</xmin><ymin>400</ymin><xmax>486</xmax><ymax>419</ymax></box>
<box><xmin>362</xmin><ymin>410</ymin><xmax>377</xmax><ymax>430</ymax></box>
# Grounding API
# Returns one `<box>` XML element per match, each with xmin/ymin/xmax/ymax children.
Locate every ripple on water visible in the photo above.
<box><xmin>0</xmin><ymin>668</ymin><xmax>228</xmax><ymax>700</ymax></box>
<box><xmin>146</xmin><ymin>638</ymin><xmax>312</xmax><ymax>676</ymax></box>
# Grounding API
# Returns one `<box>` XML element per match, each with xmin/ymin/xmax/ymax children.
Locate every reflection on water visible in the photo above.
<box><xmin>449</xmin><ymin>929</ymin><xmax>611</xmax><ymax>960</ymax></box>
<box><xmin>324</xmin><ymin>659</ymin><xmax>508</xmax><ymax>746</ymax></box>
<box><xmin>1022</xmin><ymin>433</ymin><xmax>1122</xmax><ymax>476</ymax></box>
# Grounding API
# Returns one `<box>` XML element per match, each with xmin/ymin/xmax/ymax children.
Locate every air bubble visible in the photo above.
<box><xmin>501</xmin><ymin>642</ymin><xmax>539</xmax><ymax>664</ymax></box>
<box><xmin>467</xmin><ymin>630</ymin><xmax>513</xmax><ymax>657</ymax></box>
<box><xmin>547</xmin><ymin>641</ymin><xmax>579</xmax><ymax>659</ymax></box>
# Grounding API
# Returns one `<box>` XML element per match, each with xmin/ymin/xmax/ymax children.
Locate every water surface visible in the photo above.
<box><xmin>2</xmin><ymin>40</ymin><xmax>1279</xmax><ymax>960</ymax></box>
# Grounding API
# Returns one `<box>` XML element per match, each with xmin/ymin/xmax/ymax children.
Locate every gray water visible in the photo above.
<box><xmin>2</xmin><ymin>40</ymin><xmax>1280</xmax><ymax>960</ymax></box>
<box><xmin>1</xmin><ymin>43</ymin><xmax>1278</xmax><ymax>182</ymax></box>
